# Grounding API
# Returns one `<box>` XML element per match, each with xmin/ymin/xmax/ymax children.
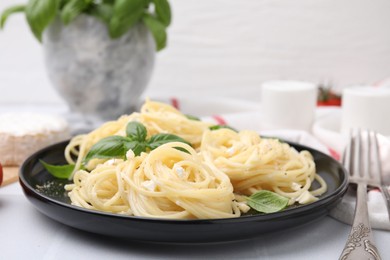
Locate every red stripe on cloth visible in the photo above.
<box><xmin>170</xmin><ymin>97</ymin><xmax>180</xmax><ymax>110</ymax></box>
<box><xmin>328</xmin><ymin>148</ymin><xmax>340</xmax><ymax>161</ymax></box>
<box><xmin>373</xmin><ymin>79</ymin><xmax>385</xmax><ymax>87</ymax></box>
<box><xmin>212</xmin><ymin>115</ymin><xmax>227</xmax><ymax>125</ymax></box>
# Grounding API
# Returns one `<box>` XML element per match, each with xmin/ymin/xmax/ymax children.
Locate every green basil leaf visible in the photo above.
<box><xmin>40</xmin><ymin>160</ymin><xmax>75</xmax><ymax>179</ymax></box>
<box><xmin>143</xmin><ymin>0</ymin><xmax>152</xmax><ymax>7</ymax></box>
<box><xmin>61</xmin><ymin>0</ymin><xmax>91</xmax><ymax>25</ymax></box>
<box><xmin>142</xmin><ymin>13</ymin><xmax>167</xmax><ymax>51</ymax></box>
<box><xmin>109</xmin><ymin>0</ymin><xmax>145</xmax><ymax>38</ymax></box>
<box><xmin>124</xmin><ymin>140</ymin><xmax>146</xmax><ymax>156</ymax></box>
<box><xmin>147</xmin><ymin>133</ymin><xmax>190</xmax><ymax>150</ymax></box>
<box><xmin>126</xmin><ymin>121</ymin><xmax>147</xmax><ymax>141</ymax></box>
<box><xmin>185</xmin><ymin>114</ymin><xmax>201</xmax><ymax>121</ymax></box>
<box><xmin>103</xmin><ymin>0</ymin><xmax>116</xmax><ymax>4</ymax></box>
<box><xmin>88</xmin><ymin>3</ymin><xmax>113</xmax><ymax>24</ymax></box>
<box><xmin>209</xmin><ymin>125</ymin><xmax>237</xmax><ymax>132</ymax></box>
<box><xmin>59</xmin><ymin>0</ymin><xmax>70</xmax><ymax>9</ymax></box>
<box><xmin>174</xmin><ymin>146</ymin><xmax>190</xmax><ymax>154</ymax></box>
<box><xmin>0</xmin><ymin>5</ymin><xmax>26</xmax><ymax>29</ymax></box>
<box><xmin>84</xmin><ymin>135</ymin><xmax>130</xmax><ymax>162</ymax></box>
<box><xmin>25</xmin><ymin>0</ymin><xmax>59</xmax><ymax>41</ymax></box>
<box><xmin>152</xmin><ymin>0</ymin><xmax>171</xmax><ymax>26</ymax></box>
<box><xmin>247</xmin><ymin>190</ymin><xmax>289</xmax><ymax>214</ymax></box>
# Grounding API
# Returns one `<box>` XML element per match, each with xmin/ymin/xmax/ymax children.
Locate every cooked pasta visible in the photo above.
<box><xmin>65</xmin><ymin>142</ymin><xmax>240</xmax><ymax>219</ymax></box>
<box><xmin>200</xmin><ymin>128</ymin><xmax>327</xmax><ymax>205</ymax></box>
<box><xmin>65</xmin><ymin>100</ymin><xmax>211</xmax><ymax>177</ymax></box>
<box><xmin>63</xmin><ymin>99</ymin><xmax>327</xmax><ymax>219</ymax></box>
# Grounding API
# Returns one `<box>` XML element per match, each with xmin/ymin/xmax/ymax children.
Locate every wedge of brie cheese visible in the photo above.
<box><xmin>0</xmin><ymin>113</ymin><xmax>70</xmax><ymax>166</ymax></box>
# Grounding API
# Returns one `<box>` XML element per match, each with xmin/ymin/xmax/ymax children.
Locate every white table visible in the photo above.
<box><xmin>1</xmin><ymin>182</ymin><xmax>390</xmax><ymax>260</ymax></box>
<box><xmin>1</xmin><ymin>101</ymin><xmax>390</xmax><ymax>259</ymax></box>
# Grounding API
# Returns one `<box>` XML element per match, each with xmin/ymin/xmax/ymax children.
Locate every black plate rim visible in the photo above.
<box><xmin>19</xmin><ymin>139</ymin><xmax>349</xmax><ymax>224</ymax></box>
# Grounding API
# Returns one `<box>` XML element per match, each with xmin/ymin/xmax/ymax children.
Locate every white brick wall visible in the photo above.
<box><xmin>1</xmin><ymin>0</ymin><xmax>390</xmax><ymax>105</ymax></box>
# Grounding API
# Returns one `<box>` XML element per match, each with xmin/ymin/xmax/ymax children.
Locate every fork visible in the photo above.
<box><xmin>339</xmin><ymin>129</ymin><xmax>381</xmax><ymax>260</ymax></box>
<box><xmin>374</xmin><ymin>134</ymin><xmax>390</xmax><ymax>222</ymax></box>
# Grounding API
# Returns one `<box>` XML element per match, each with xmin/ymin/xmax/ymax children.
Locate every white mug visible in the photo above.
<box><xmin>341</xmin><ymin>86</ymin><xmax>390</xmax><ymax>136</ymax></box>
<box><xmin>261</xmin><ymin>80</ymin><xmax>317</xmax><ymax>132</ymax></box>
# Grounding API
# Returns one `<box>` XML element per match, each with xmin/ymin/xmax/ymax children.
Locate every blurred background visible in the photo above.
<box><xmin>1</xmin><ymin>0</ymin><xmax>390</xmax><ymax>106</ymax></box>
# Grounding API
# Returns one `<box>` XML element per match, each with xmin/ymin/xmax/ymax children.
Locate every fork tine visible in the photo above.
<box><xmin>364</xmin><ymin>130</ymin><xmax>372</xmax><ymax>179</ymax></box>
<box><xmin>372</xmin><ymin>130</ymin><xmax>390</xmax><ymax>221</ymax></box>
<box><xmin>342</xmin><ymin>130</ymin><xmax>353</xmax><ymax>172</ymax></box>
<box><xmin>354</xmin><ymin>129</ymin><xmax>362</xmax><ymax>178</ymax></box>
<box><xmin>371</xmin><ymin>130</ymin><xmax>382</xmax><ymax>181</ymax></box>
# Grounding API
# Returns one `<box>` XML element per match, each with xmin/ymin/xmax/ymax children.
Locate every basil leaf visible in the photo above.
<box><xmin>84</xmin><ymin>135</ymin><xmax>130</xmax><ymax>162</ymax></box>
<box><xmin>152</xmin><ymin>0</ymin><xmax>171</xmax><ymax>26</ymax></box>
<box><xmin>25</xmin><ymin>0</ymin><xmax>59</xmax><ymax>41</ymax></box>
<box><xmin>61</xmin><ymin>0</ymin><xmax>91</xmax><ymax>25</ymax></box>
<box><xmin>0</xmin><ymin>5</ymin><xmax>26</xmax><ymax>29</ymax></box>
<box><xmin>103</xmin><ymin>0</ymin><xmax>116</xmax><ymax>4</ymax></box>
<box><xmin>124</xmin><ymin>140</ymin><xmax>146</xmax><ymax>156</ymax></box>
<box><xmin>40</xmin><ymin>160</ymin><xmax>75</xmax><ymax>179</ymax></box>
<box><xmin>59</xmin><ymin>0</ymin><xmax>70</xmax><ymax>9</ymax></box>
<box><xmin>209</xmin><ymin>125</ymin><xmax>237</xmax><ymax>132</ymax></box>
<box><xmin>247</xmin><ymin>190</ymin><xmax>289</xmax><ymax>214</ymax></box>
<box><xmin>142</xmin><ymin>13</ymin><xmax>167</xmax><ymax>51</ymax></box>
<box><xmin>109</xmin><ymin>0</ymin><xmax>145</xmax><ymax>38</ymax></box>
<box><xmin>89</xmin><ymin>3</ymin><xmax>113</xmax><ymax>24</ymax></box>
<box><xmin>147</xmin><ymin>133</ymin><xmax>189</xmax><ymax>150</ymax></box>
<box><xmin>174</xmin><ymin>147</ymin><xmax>190</xmax><ymax>154</ymax></box>
<box><xmin>126</xmin><ymin>121</ymin><xmax>147</xmax><ymax>141</ymax></box>
<box><xmin>185</xmin><ymin>114</ymin><xmax>200</xmax><ymax>121</ymax></box>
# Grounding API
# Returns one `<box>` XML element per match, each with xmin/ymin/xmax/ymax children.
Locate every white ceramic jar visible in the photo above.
<box><xmin>261</xmin><ymin>80</ymin><xmax>317</xmax><ymax>132</ymax></box>
<box><xmin>341</xmin><ymin>87</ymin><xmax>390</xmax><ymax>136</ymax></box>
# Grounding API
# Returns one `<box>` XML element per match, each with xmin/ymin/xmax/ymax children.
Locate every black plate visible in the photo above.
<box><xmin>20</xmin><ymin>140</ymin><xmax>348</xmax><ymax>243</ymax></box>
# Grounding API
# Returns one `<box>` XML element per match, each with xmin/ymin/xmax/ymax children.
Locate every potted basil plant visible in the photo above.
<box><xmin>1</xmin><ymin>0</ymin><xmax>171</xmax><ymax>120</ymax></box>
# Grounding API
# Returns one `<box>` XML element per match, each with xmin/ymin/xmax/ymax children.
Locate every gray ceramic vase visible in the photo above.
<box><xmin>43</xmin><ymin>15</ymin><xmax>155</xmax><ymax>120</ymax></box>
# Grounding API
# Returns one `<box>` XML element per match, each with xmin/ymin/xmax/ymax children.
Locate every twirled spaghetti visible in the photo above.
<box><xmin>65</xmin><ymin>142</ymin><xmax>240</xmax><ymax>219</ymax></box>
<box><xmin>200</xmin><ymin>128</ymin><xmax>327</xmax><ymax>205</ymax></box>
<box><xmin>64</xmin><ymin>100</ymin><xmax>327</xmax><ymax>219</ymax></box>
<box><xmin>65</xmin><ymin>100</ymin><xmax>211</xmax><ymax>177</ymax></box>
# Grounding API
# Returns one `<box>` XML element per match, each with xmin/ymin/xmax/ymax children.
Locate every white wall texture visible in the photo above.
<box><xmin>0</xmin><ymin>0</ymin><xmax>390</xmax><ymax>105</ymax></box>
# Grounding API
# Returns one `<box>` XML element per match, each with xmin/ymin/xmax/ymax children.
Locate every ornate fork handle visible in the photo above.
<box><xmin>340</xmin><ymin>183</ymin><xmax>381</xmax><ymax>260</ymax></box>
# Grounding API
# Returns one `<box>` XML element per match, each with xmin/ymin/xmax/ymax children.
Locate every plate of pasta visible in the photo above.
<box><xmin>20</xmin><ymin>100</ymin><xmax>348</xmax><ymax>243</ymax></box>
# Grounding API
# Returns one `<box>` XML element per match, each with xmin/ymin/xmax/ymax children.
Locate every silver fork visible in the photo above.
<box><xmin>339</xmin><ymin>129</ymin><xmax>381</xmax><ymax>260</ymax></box>
<box><xmin>373</xmin><ymin>134</ymin><xmax>390</xmax><ymax>221</ymax></box>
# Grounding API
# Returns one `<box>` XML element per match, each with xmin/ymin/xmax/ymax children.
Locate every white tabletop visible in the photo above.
<box><xmin>1</xmin><ymin>101</ymin><xmax>390</xmax><ymax>259</ymax></box>
<box><xmin>1</xmin><ymin>180</ymin><xmax>390</xmax><ymax>260</ymax></box>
